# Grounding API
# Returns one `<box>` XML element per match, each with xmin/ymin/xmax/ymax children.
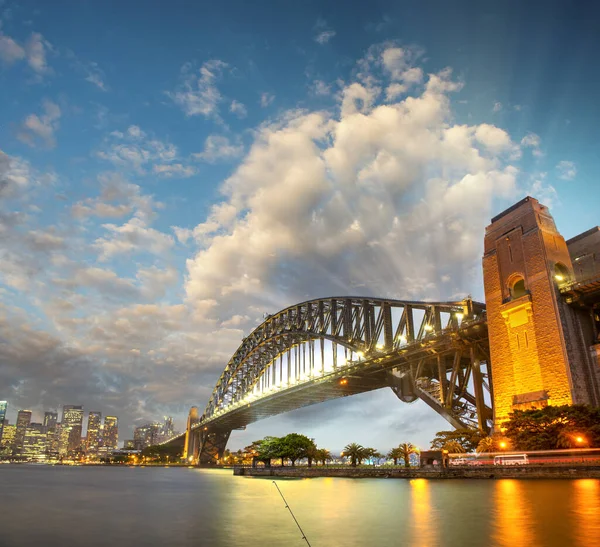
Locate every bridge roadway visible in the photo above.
<box><xmin>171</xmin><ymin>297</ymin><xmax>493</xmax><ymax>464</ymax></box>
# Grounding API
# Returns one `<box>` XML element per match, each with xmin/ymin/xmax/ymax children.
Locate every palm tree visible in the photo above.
<box><xmin>476</xmin><ymin>437</ymin><xmax>495</xmax><ymax>453</ymax></box>
<box><xmin>316</xmin><ymin>448</ymin><xmax>332</xmax><ymax>466</ymax></box>
<box><xmin>443</xmin><ymin>440</ymin><xmax>465</xmax><ymax>454</ymax></box>
<box><xmin>306</xmin><ymin>444</ymin><xmax>319</xmax><ymax>467</ymax></box>
<box><xmin>398</xmin><ymin>443</ymin><xmax>417</xmax><ymax>467</ymax></box>
<box><xmin>387</xmin><ymin>447</ymin><xmax>403</xmax><ymax>466</ymax></box>
<box><xmin>343</xmin><ymin>443</ymin><xmax>365</xmax><ymax>467</ymax></box>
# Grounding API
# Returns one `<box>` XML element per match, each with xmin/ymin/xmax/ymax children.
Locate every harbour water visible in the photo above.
<box><xmin>0</xmin><ymin>466</ymin><xmax>598</xmax><ymax>546</ymax></box>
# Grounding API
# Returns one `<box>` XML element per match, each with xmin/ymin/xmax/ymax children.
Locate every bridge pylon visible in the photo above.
<box><xmin>483</xmin><ymin>196</ymin><xmax>600</xmax><ymax>429</ymax></box>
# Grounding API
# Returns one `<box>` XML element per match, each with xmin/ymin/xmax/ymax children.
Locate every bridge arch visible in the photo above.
<box><xmin>183</xmin><ymin>297</ymin><xmax>493</xmax><ymax>464</ymax></box>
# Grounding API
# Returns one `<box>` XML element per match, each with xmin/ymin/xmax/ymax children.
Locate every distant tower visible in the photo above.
<box><xmin>183</xmin><ymin>407</ymin><xmax>200</xmax><ymax>462</ymax></box>
<box><xmin>103</xmin><ymin>416</ymin><xmax>118</xmax><ymax>451</ymax></box>
<box><xmin>86</xmin><ymin>412</ymin><xmax>102</xmax><ymax>455</ymax></box>
<box><xmin>0</xmin><ymin>401</ymin><xmax>6</xmax><ymax>445</ymax></box>
<box><xmin>14</xmin><ymin>410</ymin><xmax>32</xmax><ymax>454</ymax></box>
<box><xmin>62</xmin><ymin>405</ymin><xmax>84</xmax><ymax>454</ymax></box>
<box><xmin>483</xmin><ymin>197</ymin><xmax>600</xmax><ymax>427</ymax></box>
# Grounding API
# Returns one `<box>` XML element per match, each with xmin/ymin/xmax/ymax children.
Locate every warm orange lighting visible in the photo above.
<box><xmin>499</xmin><ymin>441</ymin><xmax>507</xmax><ymax>449</ymax></box>
<box><xmin>340</xmin><ymin>378</ymin><xmax>348</xmax><ymax>385</ymax></box>
<box><xmin>576</xmin><ymin>436</ymin><xmax>584</xmax><ymax>444</ymax></box>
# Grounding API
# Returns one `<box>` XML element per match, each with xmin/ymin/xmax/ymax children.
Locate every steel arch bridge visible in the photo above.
<box><xmin>178</xmin><ymin>296</ymin><xmax>493</xmax><ymax>464</ymax></box>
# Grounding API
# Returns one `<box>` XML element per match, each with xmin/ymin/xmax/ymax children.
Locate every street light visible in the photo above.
<box><xmin>499</xmin><ymin>441</ymin><xmax>507</xmax><ymax>449</ymax></box>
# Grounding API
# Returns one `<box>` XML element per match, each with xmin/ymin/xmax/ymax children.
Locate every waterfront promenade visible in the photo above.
<box><xmin>233</xmin><ymin>464</ymin><xmax>600</xmax><ymax>479</ymax></box>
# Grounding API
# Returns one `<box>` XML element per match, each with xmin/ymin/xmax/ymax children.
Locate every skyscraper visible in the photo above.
<box><xmin>43</xmin><ymin>411</ymin><xmax>58</xmax><ymax>431</ymax></box>
<box><xmin>22</xmin><ymin>423</ymin><xmax>47</xmax><ymax>461</ymax></box>
<box><xmin>102</xmin><ymin>416</ymin><xmax>118</xmax><ymax>452</ymax></box>
<box><xmin>62</xmin><ymin>405</ymin><xmax>84</xmax><ymax>455</ymax></box>
<box><xmin>0</xmin><ymin>401</ymin><xmax>7</xmax><ymax>444</ymax></box>
<box><xmin>14</xmin><ymin>410</ymin><xmax>32</xmax><ymax>454</ymax></box>
<box><xmin>0</xmin><ymin>423</ymin><xmax>16</xmax><ymax>455</ymax></box>
<box><xmin>44</xmin><ymin>412</ymin><xmax>59</xmax><ymax>458</ymax></box>
<box><xmin>86</xmin><ymin>412</ymin><xmax>102</xmax><ymax>455</ymax></box>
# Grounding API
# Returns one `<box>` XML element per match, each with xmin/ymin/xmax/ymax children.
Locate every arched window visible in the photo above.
<box><xmin>509</xmin><ymin>276</ymin><xmax>527</xmax><ymax>299</ymax></box>
<box><xmin>554</xmin><ymin>263</ymin><xmax>570</xmax><ymax>285</ymax></box>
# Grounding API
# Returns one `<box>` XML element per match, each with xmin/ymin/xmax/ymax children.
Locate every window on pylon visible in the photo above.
<box><xmin>510</xmin><ymin>277</ymin><xmax>527</xmax><ymax>299</ymax></box>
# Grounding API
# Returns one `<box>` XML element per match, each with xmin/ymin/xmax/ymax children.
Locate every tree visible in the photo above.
<box><xmin>315</xmin><ymin>448</ymin><xmax>331</xmax><ymax>466</ymax></box>
<box><xmin>398</xmin><ymin>443</ymin><xmax>417</xmax><ymax>467</ymax></box>
<box><xmin>387</xmin><ymin>447</ymin><xmax>403</xmax><ymax>466</ymax></box>
<box><xmin>280</xmin><ymin>433</ymin><xmax>316</xmax><ymax>466</ymax></box>
<box><xmin>443</xmin><ymin>440</ymin><xmax>465</xmax><ymax>454</ymax></box>
<box><xmin>476</xmin><ymin>437</ymin><xmax>495</xmax><ymax>453</ymax></box>
<box><xmin>430</xmin><ymin>429</ymin><xmax>486</xmax><ymax>452</ymax></box>
<box><xmin>306</xmin><ymin>444</ymin><xmax>319</xmax><ymax>467</ymax></box>
<box><xmin>504</xmin><ymin>405</ymin><xmax>600</xmax><ymax>451</ymax></box>
<box><xmin>343</xmin><ymin>443</ymin><xmax>365</xmax><ymax>467</ymax></box>
<box><xmin>362</xmin><ymin>448</ymin><xmax>381</xmax><ymax>465</ymax></box>
<box><xmin>255</xmin><ymin>436</ymin><xmax>285</xmax><ymax>465</ymax></box>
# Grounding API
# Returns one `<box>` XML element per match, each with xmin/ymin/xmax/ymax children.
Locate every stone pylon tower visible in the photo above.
<box><xmin>483</xmin><ymin>197</ymin><xmax>600</xmax><ymax>428</ymax></box>
<box><xmin>183</xmin><ymin>406</ymin><xmax>200</xmax><ymax>462</ymax></box>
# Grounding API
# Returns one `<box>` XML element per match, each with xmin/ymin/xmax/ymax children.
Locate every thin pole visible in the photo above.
<box><xmin>272</xmin><ymin>481</ymin><xmax>312</xmax><ymax>546</ymax></box>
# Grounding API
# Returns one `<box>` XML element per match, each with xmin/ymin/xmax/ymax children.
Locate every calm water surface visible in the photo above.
<box><xmin>0</xmin><ymin>466</ymin><xmax>599</xmax><ymax>547</ymax></box>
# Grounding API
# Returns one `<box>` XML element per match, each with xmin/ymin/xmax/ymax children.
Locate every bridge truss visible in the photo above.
<box><xmin>187</xmin><ymin>297</ymin><xmax>492</xmax><ymax>463</ymax></box>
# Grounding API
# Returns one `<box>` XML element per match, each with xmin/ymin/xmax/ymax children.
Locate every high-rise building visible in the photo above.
<box><xmin>86</xmin><ymin>412</ymin><xmax>102</xmax><ymax>455</ymax></box>
<box><xmin>62</xmin><ymin>405</ymin><xmax>84</xmax><ymax>454</ymax></box>
<box><xmin>0</xmin><ymin>401</ymin><xmax>7</xmax><ymax>444</ymax></box>
<box><xmin>43</xmin><ymin>411</ymin><xmax>58</xmax><ymax>431</ymax></box>
<box><xmin>123</xmin><ymin>439</ymin><xmax>135</xmax><ymax>449</ymax></box>
<box><xmin>0</xmin><ymin>423</ymin><xmax>16</xmax><ymax>454</ymax></box>
<box><xmin>14</xmin><ymin>410</ymin><xmax>32</xmax><ymax>454</ymax></box>
<box><xmin>57</xmin><ymin>423</ymin><xmax>71</xmax><ymax>457</ymax></box>
<box><xmin>133</xmin><ymin>423</ymin><xmax>161</xmax><ymax>450</ymax></box>
<box><xmin>102</xmin><ymin>416</ymin><xmax>118</xmax><ymax>452</ymax></box>
<box><xmin>22</xmin><ymin>423</ymin><xmax>47</xmax><ymax>461</ymax></box>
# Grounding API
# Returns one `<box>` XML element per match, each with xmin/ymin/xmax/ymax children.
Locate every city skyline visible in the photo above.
<box><xmin>1</xmin><ymin>0</ymin><xmax>599</xmax><ymax>451</ymax></box>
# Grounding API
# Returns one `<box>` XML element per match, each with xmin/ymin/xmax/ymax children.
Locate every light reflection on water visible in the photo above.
<box><xmin>0</xmin><ymin>466</ymin><xmax>598</xmax><ymax>547</ymax></box>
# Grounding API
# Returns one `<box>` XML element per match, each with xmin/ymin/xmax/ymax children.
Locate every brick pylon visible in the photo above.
<box><xmin>483</xmin><ymin>196</ymin><xmax>600</xmax><ymax>428</ymax></box>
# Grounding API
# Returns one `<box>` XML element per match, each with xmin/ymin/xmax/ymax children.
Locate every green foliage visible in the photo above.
<box><xmin>397</xmin><ymin>442</ymin><xmax>417</xmax><ymax>467</ymax></box>
<box><xmin>476</xmin><ymin>437</ymin><xmax>495</xmax><ymax>453</ymax></box>
<box><xmin>443</xmin><ymin>440</ymin><xmax>466</xmax><ymax>454</ymax></box>
<box><xmin>504</xmin><ymin>405</ymin><xmax>600</xmax><ymax>451</ymax></box>
<box><xmin>343</xmin><ymin>443</ymin><xmax>365</xmax><ymax>467</ymax></box>
<box><xmin>253</xmin><ymin>434</ymin><xmax>316</xmax><ymax>466</ymax></box>
<box><xmin>387</xmin><ymin>447</ymin><xmax>403</xmax><ymax>465</ymax></box>
<box><xmin>430</xmin><ymin>429</ymin><xmax>486</xmax><ymax>452</ymax></box>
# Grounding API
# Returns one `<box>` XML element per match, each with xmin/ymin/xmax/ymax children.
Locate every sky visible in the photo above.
<box><xmin>1</xmin><ymin>0</ymin><xmax>599</xmax><ymax>451</ymax></box>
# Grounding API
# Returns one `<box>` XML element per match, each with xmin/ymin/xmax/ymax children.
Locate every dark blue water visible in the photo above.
<box><xmin>0</xmin><ymin>466</ymin><xmax>598</xmax><ymax>546</ymax></box>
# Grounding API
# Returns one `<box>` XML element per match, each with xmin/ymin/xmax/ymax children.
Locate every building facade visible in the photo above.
<box><xmin>86</xmin><ymin>412</ymin><xmax>102</xmax><ymax>455</ymax></box>
<box><xmin>62</xmin><ymin>405</ymin><xmax>84</xmax><ymax>455</ymax></box>
<box><xmin>102</xmin><ymin>416</ymin><xmax>118</xmax><ymax>452</ymax></box>
<box><xmin>483</xmin><ymin>197</ymin><xmax>600</xmax><ymax>426</ymax></box>
<box><xmin>14</xmin><ymin>410</ymin><xmax>32</xmax><ymax>455</ymax></box>
<box><xmin>22</xmin><ymin>423</ymin><xmax>47</xmax><ymax>461</ymax></box>
<box><xmin>0</xmin><ymin>423</ymin><xmax>15</xmax><ymax>455</ymax></box>
<box><xmin>0</xmin><ymin>401</ymin><xmax>6</xmax><ymax>445</ymax></box>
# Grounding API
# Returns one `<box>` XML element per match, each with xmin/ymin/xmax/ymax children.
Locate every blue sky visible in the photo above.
<box><xmin>1</xmin><ymin>0</ymin><xmax>598</xmax><ymax>450</ymax></box>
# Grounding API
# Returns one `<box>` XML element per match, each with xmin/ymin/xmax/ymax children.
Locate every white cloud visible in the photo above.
<box><xmin>0</xmin><ymin>32</ymin><xmax>25</xmax><ymax>64</ymax></box>
<box><xmin>17</xmin><ymin>100</ymin><xmax>61</xmax><ymax>148</ymax></box>
<box><xmin>0</xmin><ymin>150</ymin><xmax>32</xmax><ymax>198</ymax></box>
<box><xmin>492</xmin><ymin>102</ymin><xmax>502</xmax><ymax>113</ymax></box>
<box><xmin>0</xmin><ymin>30</ymin><xmax>51</xmax><ymax>77</ymax></box>
<box><xmin>94</xmin><ymin>217</ymin><xmax>175</xmax><ymax>261</ymax></box>
<box><xmin>184</xmin><ymin>65</ymin><xmax>519</xmax><ymax>312</ymax></box>
<box><xmin>97</xmin><ymin>125</ymin><xmax>184</xmax><ymax>174</ymax></box>
<box><xmin>230</xmin><ymin>100</ymin><xmax>247</xmax><ymax>118</ymax></box>
<box><xmin>385</xmin><ymin>83</ymin><xmax>407</xmax><ymax>101</ymax></box>
<box><xmin>260</xmin><ymin>92</ymin><xmax>275</xmax><ymax>107</ymax></box>
<box><xmin>153</xmin><ymin>163</ymin><xmax>196</xmax><ymax>178</ymax></box>
<box><xmin>381</xmin><ymin>47</ymin><xmax>423</xmax><ymax>84</ymax></box>
<box><xmin>168</xmin><ymin>60</ymin><xmax>228</xmax><ymax>117</ymax></box>
<box><xmin>311</xmin><ymin>80</ymin><xmax>331</xmax><ymax>96</ymax></box>
<box><xmin>556</xmin><ymin>160</ymin><xmax>576</xmax><ymax>180</ymax></box>
<box><xmin>192</xmin><ymin>135</ymin><xmax>243</xmax><ymax>163</ymax></box>
<box><xmin>520</xmin><ymin>132</ymin><xmax>543</xmax><ymax>158</ymax></box>
<box><xmin>315</xmin><ymin>30</ymin><xmax>336</xmax><ymax>44</ymax></box>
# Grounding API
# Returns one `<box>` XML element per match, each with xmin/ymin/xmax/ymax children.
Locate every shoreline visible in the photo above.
<box><xmin>233</xmin><ymin>465</ymin><xmax>600</xmax><ymax>479</ymax></box>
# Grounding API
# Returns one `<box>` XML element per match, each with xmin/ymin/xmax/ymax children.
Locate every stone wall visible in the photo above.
<box><xmin>234</xmin><ymin>466</ymin><xmax>600</xmax><ymax>479</ymax></box>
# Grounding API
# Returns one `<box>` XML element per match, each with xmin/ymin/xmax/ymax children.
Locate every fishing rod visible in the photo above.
<box><xmin>272</xmin><ymin>481</ymin><xmax>312</xmax><ymax>546</ymax></box>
